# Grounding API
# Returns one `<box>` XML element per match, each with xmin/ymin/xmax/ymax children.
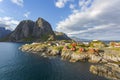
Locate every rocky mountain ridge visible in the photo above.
<box><xmin>9</xmin><ymin>18</ymin><xmax>55</xmax><ymax>42</ymax></box>
<box><xmin>7</xmin><ymin>17</ymin><xmax>71</xmax><ymax>42</ymax></box>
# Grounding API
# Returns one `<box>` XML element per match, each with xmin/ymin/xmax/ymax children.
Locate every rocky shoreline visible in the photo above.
<box><xmin>20</xmin><ymin>40</ymin><xmax>120</xmax><ymax>80</ymax></box>
<box><xmin>20</xmin><ymin>41</ymin><xmax>120</xmax><ymax>63</ymax></box>
<box><xmin>90</xmin><ymin>63</ymin><xmax>120</xmax><ymax>80</ymax></box>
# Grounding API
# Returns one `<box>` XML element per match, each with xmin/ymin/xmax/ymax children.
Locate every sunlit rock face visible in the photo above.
<box><xmin>32</xmin><ymin>18</ymin><xmax>55</xmax><ymax>39</ymax></box>
<box><xmin>9</xmin><ymin>18</ymin><xmax>55</xmax><ymax>42</ymax></box>
<box><xmin>90</xmin><ymin>63</ymin><xmax>120</xmax><ymax>80</ymax></box>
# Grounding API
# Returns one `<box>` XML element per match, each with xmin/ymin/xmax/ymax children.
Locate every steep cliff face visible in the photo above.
<box><xmin>9</xmin><ymin>18</ymin><xmax>55</xmax><ymax>42</ymax></box>
<box><xmin>9</xmin><ymin>20</ymin><xmax>35</xmax><ymax>41</ymax></box>
<box><xmin>32</xmin><ymin>18</ymin><xmax>55</xmax><ymax>38</ymax></box>
<box><xmin>7</xmin><ymin>17</ymin><xmax>71</xmax><ymax>42</ymax></box>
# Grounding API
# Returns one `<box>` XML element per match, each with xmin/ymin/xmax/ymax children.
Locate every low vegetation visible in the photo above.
<box><xmin>20</xmin><ymin>39</ymin><xmax>120</xmax><ymax>80</ymax></box>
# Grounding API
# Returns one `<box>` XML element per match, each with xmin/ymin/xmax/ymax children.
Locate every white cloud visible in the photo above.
<box><xmin>56</xmin><ymin>0</ymin><xmax>120</xmax><ymax>40</ymax></box>
<box><xmin>55</xmin><ymin>0</ymin><xmax>74</xmax><ymax>8</ymax></box>
<box><xmin>69</xmin><ymin>4</ymin><xmax>75</xmax><ymax>9</ymax></box>
<box><xmin>67</xmin><ymin>24</ymin><xmax>115</xmax><ymax>35</ymax></box>
<box><xmin>23</xmin><ymin>12</ymin><xmax>30</xmax><ymax>18</ymax></box>
<box><xmin>69</xmin><ymin>4</ymin><xmax>78</xmax><ymax>13</ymax></box>
<box><xmin>11</xmin><ymin>0</ymin><xmax>24</xmax><ymax>7</ymax></box>
<box><xmin>0</xmin><ymin>16</ymin><xmax>19</xmax><ymax>30</ymax></box>
<box><xmin>78</xmin><ymin>0</ymin><xmax>93</xmax><ymax>11</ymax></box>
<box><xmin>55</xmin><ymin>0</ymin><xmax>68</xmax><ymax>8</ymax></box>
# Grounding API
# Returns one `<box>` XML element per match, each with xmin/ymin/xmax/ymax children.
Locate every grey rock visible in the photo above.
<box><xmin>90</xmin><ymin>63</ymin><xmax>120</xmax><ymax>80</ymax></box>
<box><xmin>88</xmin><ymin>54</ymin><xmax>102</xmax><ymax>63</ymax></box>
<box><xmin>54</xmin><ymin>31</ymin><xmax>71</xmax><ymax>40</ymax></box>
<box><xmin>32</xmin><ymin>18</ymin><xmax>55</xmax><ymax>39</ymax></box>
<box><xmin>70</xmin><ymin>53</ymin><xmax>88</xmax><ymax>62</ymax></box>
<box><xmin>9</xmin><ymin>20</ymin><xmax>34</xmax><ymax>41</ymax></box>
<box><xmin>9</xmin><ymin>18</ymin><xmax>55</xmax><ymax>42</ymax></box>
<box><xmin>61</xmin><ymin>50</ymin><xmax>73</xmax><ymax>60</ymax></box>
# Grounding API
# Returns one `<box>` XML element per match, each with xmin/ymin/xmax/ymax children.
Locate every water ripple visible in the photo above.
<box><xmin>0</xmin><ymin>42</ymin><xmax>108</xmax><ymax>80</ymax></box>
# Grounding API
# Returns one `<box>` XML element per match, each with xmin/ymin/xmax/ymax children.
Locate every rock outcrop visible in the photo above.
<box><xmin>90</xmin><ymin>63</ymin><xmax>120</xmax><ymax>80</ymax></box>
<box><xmin>54</xmin><ymin>31</ymin><xmax>71</xmax><ymax>40</ymax></box>
<box><xmin>9</xmin><ymin>18</ymin><xmax>55</xmax><ymax>42</ymax></box>
<box><xmin>20</xmin><ymin>42</ymin><xmax>63</xmax><ymax>57</ymax></box>
<box><xmin>20</xmin><ymin>40</ymin><xmax>120</xmax><ymax>80</ymax></box>
<box><xmin>20</xmin><ymin>41</ymin><xmax>120</xmax><ymax>63</ymax></box>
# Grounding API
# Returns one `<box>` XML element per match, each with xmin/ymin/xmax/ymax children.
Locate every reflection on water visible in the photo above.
<box><xmin>0</xmin><ymin>42</ymin><xmax>108</xmax><ymax>80</ymax></box>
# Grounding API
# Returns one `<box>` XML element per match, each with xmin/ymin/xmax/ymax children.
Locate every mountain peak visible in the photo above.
<box><xmin>36</xmin><ymin>17</ymin><xmax>49</xmax><ymax>28</ymax></box>
<box><xmin>0</xmin><ymin>17</ymin><xmax>71</xmax><ymax>42</ymax></box>
<box><xmin>9</xmin><ymin>17</ymin><xmax>55</xmax><ymax>42</ymax></box>
<box><xmin>37</xmin><ymin>17</ymin><xmax>44</xmax><ymax>21</ymax></box>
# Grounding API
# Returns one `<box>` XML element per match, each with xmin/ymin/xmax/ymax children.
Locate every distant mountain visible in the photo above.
<box><xmin>70</xmin><ymin>37</ymin><xmax>120</xmax><ymax>43</ymax></box>
<box><xmin>0</xmin><ymin>17</ymin><xmax>71</xmax><ymax>42</ymax></box>
<box><xmin>70</xmin><ymin>36</ymin><xmax>91</xmax><ymax>42</ymax></box>
<box><xmin>54</xmin><ymin>31</ymin><xmax>71</xmax><ymax>40</ymax></box>
<box><xmin>0</xmin><ymin>27</ymin><xmax>11</xmax><ymax>38</ymax></box>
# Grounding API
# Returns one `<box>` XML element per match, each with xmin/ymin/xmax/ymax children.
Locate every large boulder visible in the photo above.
<box><xmin>70</xmin><ymin>53</ymin><xmax>88</xmax><ymax>62</ymax></box>
<box><xmin>90</xmin><ymin>63</ymin><xmax>120</xmax><ymax>80</ymax></box>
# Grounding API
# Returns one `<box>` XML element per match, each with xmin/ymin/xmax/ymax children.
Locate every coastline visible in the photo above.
<box><xmin>20</xmin><ymin>40</ymin><xmax>120</xmax><ymax>80</ymax></box>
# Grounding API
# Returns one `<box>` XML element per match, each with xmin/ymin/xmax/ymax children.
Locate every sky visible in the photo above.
<box><xmin>0</xmin><ymin>0</ymin><xmax>120</xmax><ymax>40</ymax></box>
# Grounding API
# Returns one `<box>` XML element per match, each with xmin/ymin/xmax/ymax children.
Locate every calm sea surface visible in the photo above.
<box><xmin>0</xmin><ymin>42</ymin><xmax>108</xmax><ymax>80</ymax></box>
